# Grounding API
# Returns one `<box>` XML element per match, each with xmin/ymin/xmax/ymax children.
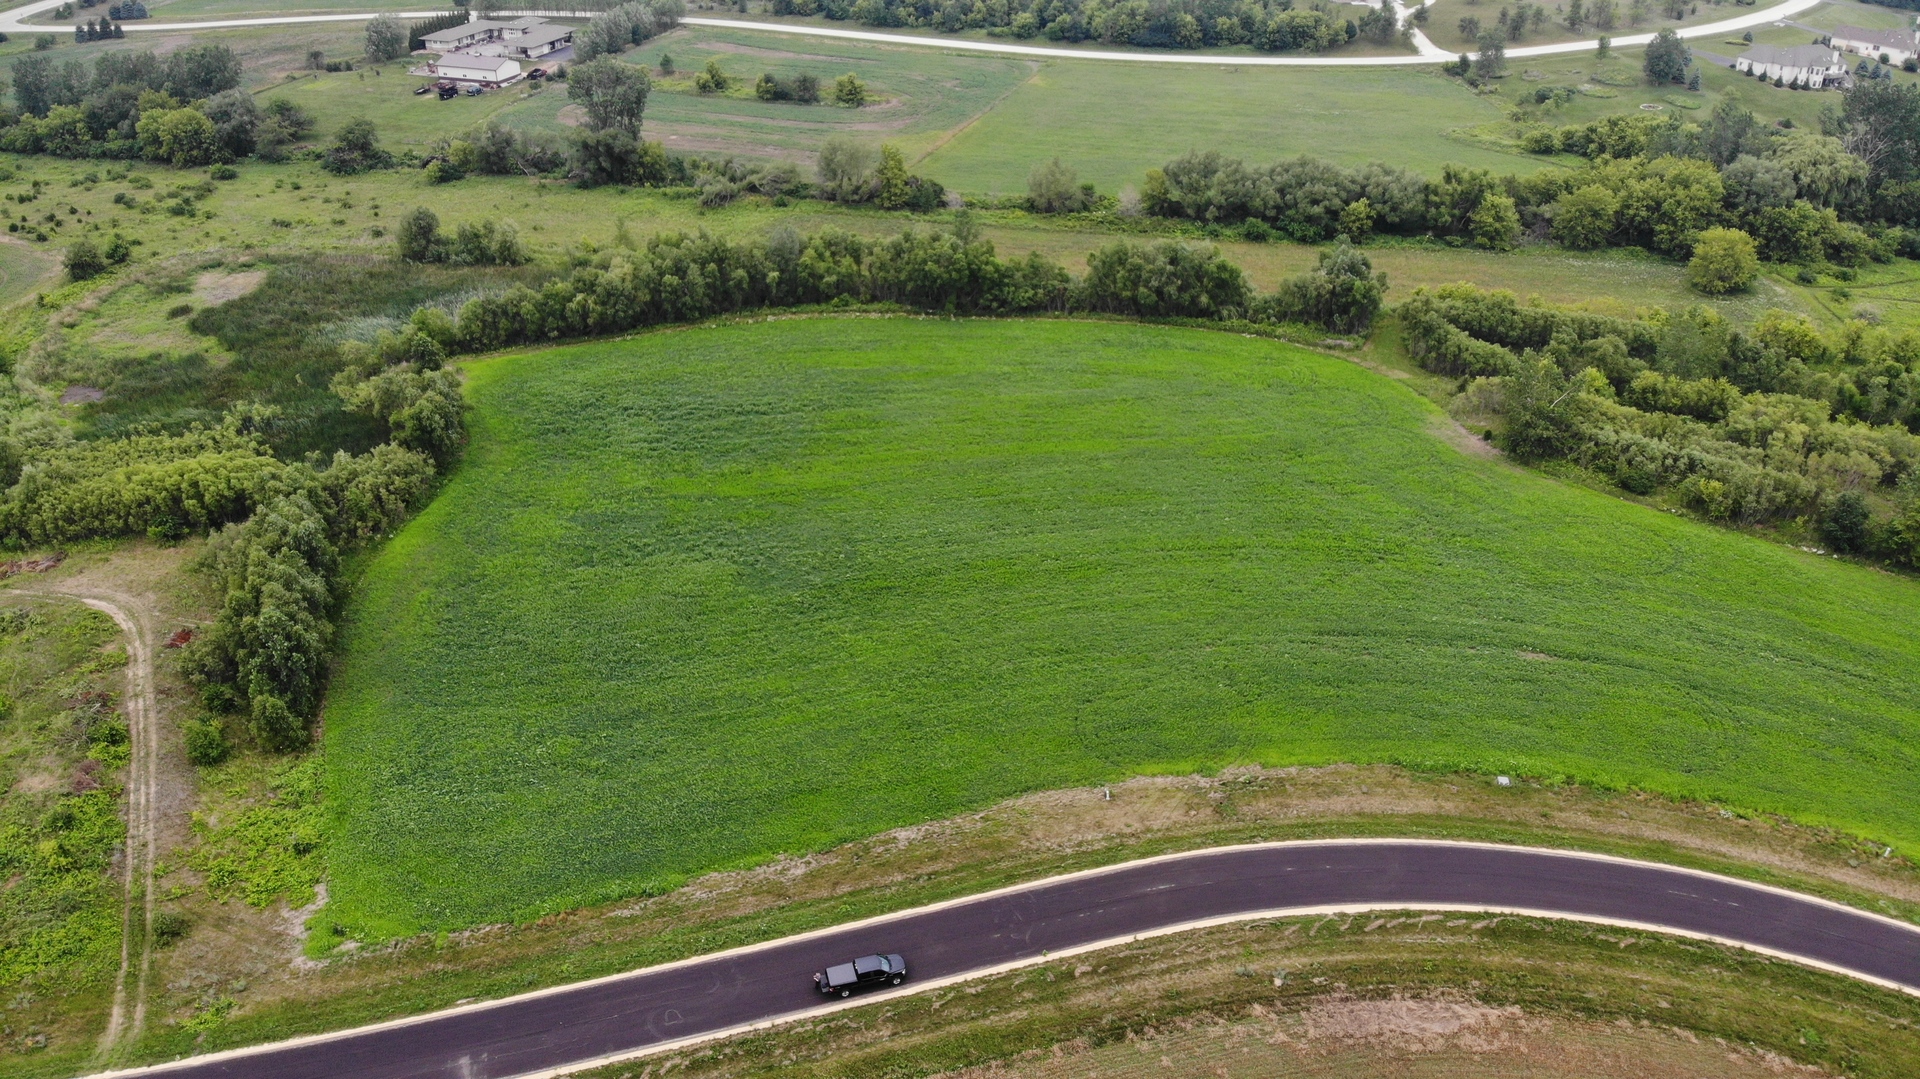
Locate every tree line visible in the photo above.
<box><xmin>771</xmin><ymin>0</ymin><xmax>1401</xmax><ymax>51</ymax></box>
<box><xmin>1403</xmin><ymin>284</ymin><xmax>1920</xmax><ymax>562</ymax></box>
<box><xmin>1138</xmin><ymin>82</ymin><xmax>1920</xmax><ymax>291</ymax></box>
<box><xmin>0</xmin><ymin>45</ymin><xmax>318</xmax><ymax>164</ymax></box>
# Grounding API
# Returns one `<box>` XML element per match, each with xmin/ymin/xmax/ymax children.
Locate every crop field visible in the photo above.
<box><xmin>320</xmin><ymin>317</ymin><xmax>1920</xmax><ymax>937</ymax></box>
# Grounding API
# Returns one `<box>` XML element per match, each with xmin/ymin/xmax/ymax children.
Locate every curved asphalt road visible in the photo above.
<box><xmin>89</xmin><ymin>839</ymin><xmax>1920</xmax><ymax>1079</ymax></box>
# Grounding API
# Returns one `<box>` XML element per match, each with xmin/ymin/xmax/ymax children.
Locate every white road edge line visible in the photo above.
<box><xmin>78</xmin><ymin>837</ymin><xmax>1920</xmax><ymax>1079</ymax></box>
<box><xmin>0</xmin><ymin>0</ymin><xmax>1828</xmax><ymax>64</ymax></box>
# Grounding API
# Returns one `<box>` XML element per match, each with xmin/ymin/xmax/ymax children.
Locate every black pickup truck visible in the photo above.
<box><xmin>814</xmin><ymin>953</ymin><xmax>907</xmax><ymax>997</ymax></box>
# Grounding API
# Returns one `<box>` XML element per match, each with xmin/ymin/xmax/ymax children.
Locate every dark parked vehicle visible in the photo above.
<box><xmin>437</xmin><ymin>85</ymin><xmax>458</xmax><ymax>100</ymax></box>
<box><xmin>413</xmin><ymin>83</ymin><xmax>431</xmax><ymax>95</ymax></box>
<box><xmin>465</xmin><ymin>85</ymin><xmax>484</xmax><ymax>96</ymax></box>
<box><xmin>814</xmin><ymin>953</ymin><xmax>906</xmax><ymax>997</ymax></box>
<box><xmin>527</xmin><ymin>67</ymin><xmax>546</xmax><ymax>80</ymax></box>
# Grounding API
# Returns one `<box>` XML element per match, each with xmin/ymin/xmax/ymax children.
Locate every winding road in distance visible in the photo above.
<box><xmin>0</xmin><ymin>0</ymin><xmax>1827</xmax><ymax>64</ymax></box>
<box><xmin>87</xmin><ymin>839</ymin><xmax>1920</xmax><ymax>1079</ymax></box>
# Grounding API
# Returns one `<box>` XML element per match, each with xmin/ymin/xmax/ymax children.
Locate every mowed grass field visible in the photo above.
<box><xmin>321</xmin><ymin>318</ymin><xmax>1920</xmax><ymax>936</ymax></box>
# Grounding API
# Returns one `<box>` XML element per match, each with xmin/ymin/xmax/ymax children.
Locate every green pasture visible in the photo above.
<box><xmin>322</xmin><ymin>317</ymin><xmax>1920</xmax><ymax>937</ymax></box>
<box><xmin>1420</xmin><ymin>0</ymin><xmax>1737</xmax><ymax>55</ymax></box>
<box><xmin>917</xmin><ymin>60</ymin><xmax>1545</xmax><ymax>193</ymax></box>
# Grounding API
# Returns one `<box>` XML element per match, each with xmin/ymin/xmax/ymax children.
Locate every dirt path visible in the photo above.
<box><xmin>16</xmin><ymin>585</ymin><xmax>164</xmax><ymax>1056</ymax></box>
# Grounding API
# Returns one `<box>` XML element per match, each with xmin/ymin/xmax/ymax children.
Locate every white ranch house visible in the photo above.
<box><xmin>1734</xmin><ymin>44</ymin><xmax>1848</xmax><ymax>87</ymax></box>
<box><xmin>1830</xmin><ymin>24</ymin><xmax>1919</xmax><ymax>66</ymax></box>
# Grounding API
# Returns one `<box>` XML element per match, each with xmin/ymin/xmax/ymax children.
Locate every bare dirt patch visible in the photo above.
<box><xmin>59</xmin><ymin>385</ymin><xmax>106</xmax><ymax>405</ymax></box>
<box><xmin>922</xmin><ymin>999</ymin><xmax>1828</xmax><ymax>1078</ymax></box>
<box><xmin>191</xmin><ymin>269</ymin><xmax>266</xmax><ymax>308</ymax></box>
<box><xmin>556</xmin><ymin>103</ymin><xmax>587</xmax><ymax>127</ymax></box>
<box><xmin>1425</xmin><ymin>414</ymin><xmax>1502</xmax><ymax>460</ymax></box>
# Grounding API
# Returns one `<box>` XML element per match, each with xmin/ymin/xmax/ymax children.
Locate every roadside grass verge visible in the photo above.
<box><xmin>322</xmin><ymin>316</ymin><xmax>1920</xmax><ymax>938</ymax></box>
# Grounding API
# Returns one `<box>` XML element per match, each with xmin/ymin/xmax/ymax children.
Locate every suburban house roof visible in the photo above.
<box><xmin>431</xmin><ymin>54</ymin><xmax>520</xmax><ymax>75</ymax></box>
<box><xmin>421</xmin><ymin>19</ymin><xmax>509</xmax><ymax>43</ymax></box>
<box><xmin>1739</xmin><ymin>44</ymin><xmax>1844</xmax><ymax>68</ymax></box>
<box><xmin>507</xmin><ymin>24</ymin><xmax>573</xmax><ymax>48</ymax></box>
<box><xmin>1831</xmin><ymin>24</ymin><xmax>1918</xmax><ymax>50</ymax></box>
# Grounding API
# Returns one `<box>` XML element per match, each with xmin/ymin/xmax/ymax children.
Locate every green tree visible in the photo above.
<box><xmin>1472</xmin><ymin>29</ymin><xmax>1506</xmax><ymax>78</ymax></box>
<box><xmin>693</xmin><ymin>57</ymin><xmax>730</xmax><ymax>93</ymax></box>
<box><xmin>64</xmin><ymin>237</ymin><xmax>108</xmax><ymax>280</ymax></box>
<box><xmin>1027</xmin><ymin>157</ymin><xmax>1090</xmax><ymax>214</ymax></box>
<box><xmin>322</xmin><ymin>117</ymin><xmax>391</xmax><ymax>174</ymax></box>
<box><xmin>396</xmin><ymin>207</ymin><xmax>443</xmax><ymax>262</ymax></box>
<box><xmin>162</xmin><ymin>43</ymin><xmax>241</xmax><ymax>100</ymax></box>
<box><xmin>874</xmin><ymin>144</ymin><xmax>911</xmax><ymax>210</ymax></box>
<box><xmin>1468</xmin><ymin>192</ymin><xmax>1521</xmax><ymax>250</ymax></box>
<box><xmin>1550</xmin><ymin>185</ymin><xmax>1618</xmax><ymax>249</ymax></box>
<box><xmin>1643</xmin><ymin>27</ymin><xmax>1689</xmax><ymax>84</ymax></box>
<box><xmin>1686</xmin><ymin>227</ymin><xmax>1759</xmax><ymax>295</ymax></box>
<box><xmin>364</xmin><ymin>14</ymin><xmax>408</xmax><ymax>62</ymax></box>
<box><xmin>815</xmin><ymin>135</ymin><xmax>875</xmax><ymax>202</ymax></box>
<box><xmin>1338</xmin><ymin>197</ymin><xmax>1375</xmax><ymax>239</ymax></box>
<box><xmin>833</xmin><ymin>72</ymin><xmax>868</xmax><ymax>106</ymax></box>
<box><xmin>135</xmin><ymin>107</ymin><xmax>216</xmax><ymax>166</ymax></box>
<box><xmin>567</xmin><ymin>56</ymin><xmax>650</xmax><ymax>134</ymax></box>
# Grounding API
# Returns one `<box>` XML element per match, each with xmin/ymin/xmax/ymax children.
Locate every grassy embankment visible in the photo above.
<box><xmin>320</xmin><ymin>316</ymin><xmax>1920</xmax><ymax>941</ymax></box>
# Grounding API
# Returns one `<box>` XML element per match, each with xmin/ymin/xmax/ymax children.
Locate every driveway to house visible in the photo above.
<box><xmin>85</xmin><ymin>839</ymin><xmax>1920</xmax><ymax>1079</ymax></box>
<box><xmin>0</xmin><ymin>0</ymin><xmax>1826</xmax><ymax>64</ymax></box>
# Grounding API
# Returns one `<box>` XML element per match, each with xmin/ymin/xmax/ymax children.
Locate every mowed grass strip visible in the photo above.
<box><xmin>324</xmin><ymin>318</ymin><xmax>1920</xmax><ymax>935</ymax></box>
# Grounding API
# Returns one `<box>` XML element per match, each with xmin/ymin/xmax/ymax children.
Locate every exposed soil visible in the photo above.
<box><xmin>59</xmin><ymin>385</ymin><xmax>107</xmax><ymax>405</ymax></box>
<box><xmin>191</xmin><ymin>269</ymin><xmax>267</xmax><ymax>308</ymax></box>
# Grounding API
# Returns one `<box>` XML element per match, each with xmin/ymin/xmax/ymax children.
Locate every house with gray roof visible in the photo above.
<box><xmin>1830</xmin><ymin>24</ymin><xmax>1918</xmax><ymax>66</ymax></box>
<box><xmin>1735</xmin><ymin>43</ymin><xmax>1848</xmax><ymax>87</ymax></box>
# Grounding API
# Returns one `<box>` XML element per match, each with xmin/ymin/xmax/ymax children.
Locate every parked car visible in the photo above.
<box><xmin>814</xmin><ymin>953</ymin><xmax>907</xmax><ymax>997</ymax></box>
<box><xmin>465</xmin><ymin>85</ymin><xmax>483</xmax><ymax>96</ymax></box>
<box><xmin>527</xmin><ymin>67</ymin><xmax>546</xmax><ymax>80</ymax></box>
<box><xmin>437</xmin><ymin>85</ymin><xmax>458</xmax><ymax>100</ymax></box>
<box><xmin>413</xmin><ymin>83</ymin><xmax>431</xmax><ymax>95</ymax></box>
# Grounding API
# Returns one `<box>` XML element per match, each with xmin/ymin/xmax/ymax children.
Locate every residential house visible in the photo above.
<box><xmin>1830</xmin><ymin>24</ymin><xmax>1918</xmax><ymax>65</ymax></box>
<box><xmin>423</xmin><ymin>53</ymin><xmax>522</xmax><ymax>87</ymax></box>
<box><xmin>1734</xmin><ymin>44</ymin><xmax>1849</xmax><ymax>87</ymax></box>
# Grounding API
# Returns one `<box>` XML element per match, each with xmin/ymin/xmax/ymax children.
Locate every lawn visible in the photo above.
<box><xmin>322</xmin><ymin>317</ymin><xmax>1920</xmax><ymax>938</ymax></box>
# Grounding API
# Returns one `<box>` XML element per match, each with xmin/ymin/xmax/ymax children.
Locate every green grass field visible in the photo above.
<box><xmin>321</xmin><ymin>317</ymin><xmax>1920</xmax><ymax>938</ymax></box>
<box><xmin>917</xmin><ymin>60</ymin><xmax>1544</xmax><ymax>192</ymax></box>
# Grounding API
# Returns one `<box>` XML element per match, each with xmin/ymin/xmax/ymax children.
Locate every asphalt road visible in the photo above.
<box><xmin>92</xmin><ymin>840</ymin><xmax>1920</xmax><ymax>1079</ymax></box>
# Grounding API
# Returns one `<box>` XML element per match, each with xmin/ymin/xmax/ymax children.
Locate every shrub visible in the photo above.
<box><xmin>1028</xmin><ymin>157</ymin><xmax>1092</xmax><ymax>214</ymax></box>
<box><xmin>183</xmin><ymin>717</ymin><xmax>230</xmax><ymax>765</ymax></box>
<box><xmin>1079</xmin><ymin>240</ymin><xmax>1250</xmax><ymax>318</ymax></box>
<box><xmin>150</xmin><ymin>910</ymin><xmax>191</xmax><ymax>946</ymax></box>
<box><xmin>1687</xmin><ymin>227</ymin><xmax>1759</xmax><ymax>294</ymax></box>
<box><xmin>1267</xmin><ymin>240</ymin><xmax>1386</xmax><ymax>333</ymax></box>
<box><xmin>64</xmin><ymin>237</ymin><xmax>108</xmax><ymax>281</ymax></box>
<box><xmin>1822</xmin><ymin>490</ymin><xmax>1872</xmax><ymax>553</ymax></box>
<box><xmin>249</xmin><ymin>694</ymin><xmax>306</xmax><ymax>752</ymax></box>
<box><xmin>322</xmin><ymin>118</ymin><xmax>392</xmax><ymax>175</ymax></box>
<box><xmin>693</xmin><ymin>57</ymin><xmax>730</xmax><ymax>93</ymax></box>
<box><xmin>833</xmin><ymin>72</ymin><xmax>868</xmax><ymax>106</ymax></box>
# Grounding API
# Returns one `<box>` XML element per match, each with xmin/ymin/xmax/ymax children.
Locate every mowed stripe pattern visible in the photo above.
<box><xmin>324</xmin><ymin>319</ymin><xmax>1920</xmax><ymax>936</ymax></box>
<box><xmin>102</xmin><ymin>842</ymin><xmax>1920</xmax><ymax>1079</ymax></box>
